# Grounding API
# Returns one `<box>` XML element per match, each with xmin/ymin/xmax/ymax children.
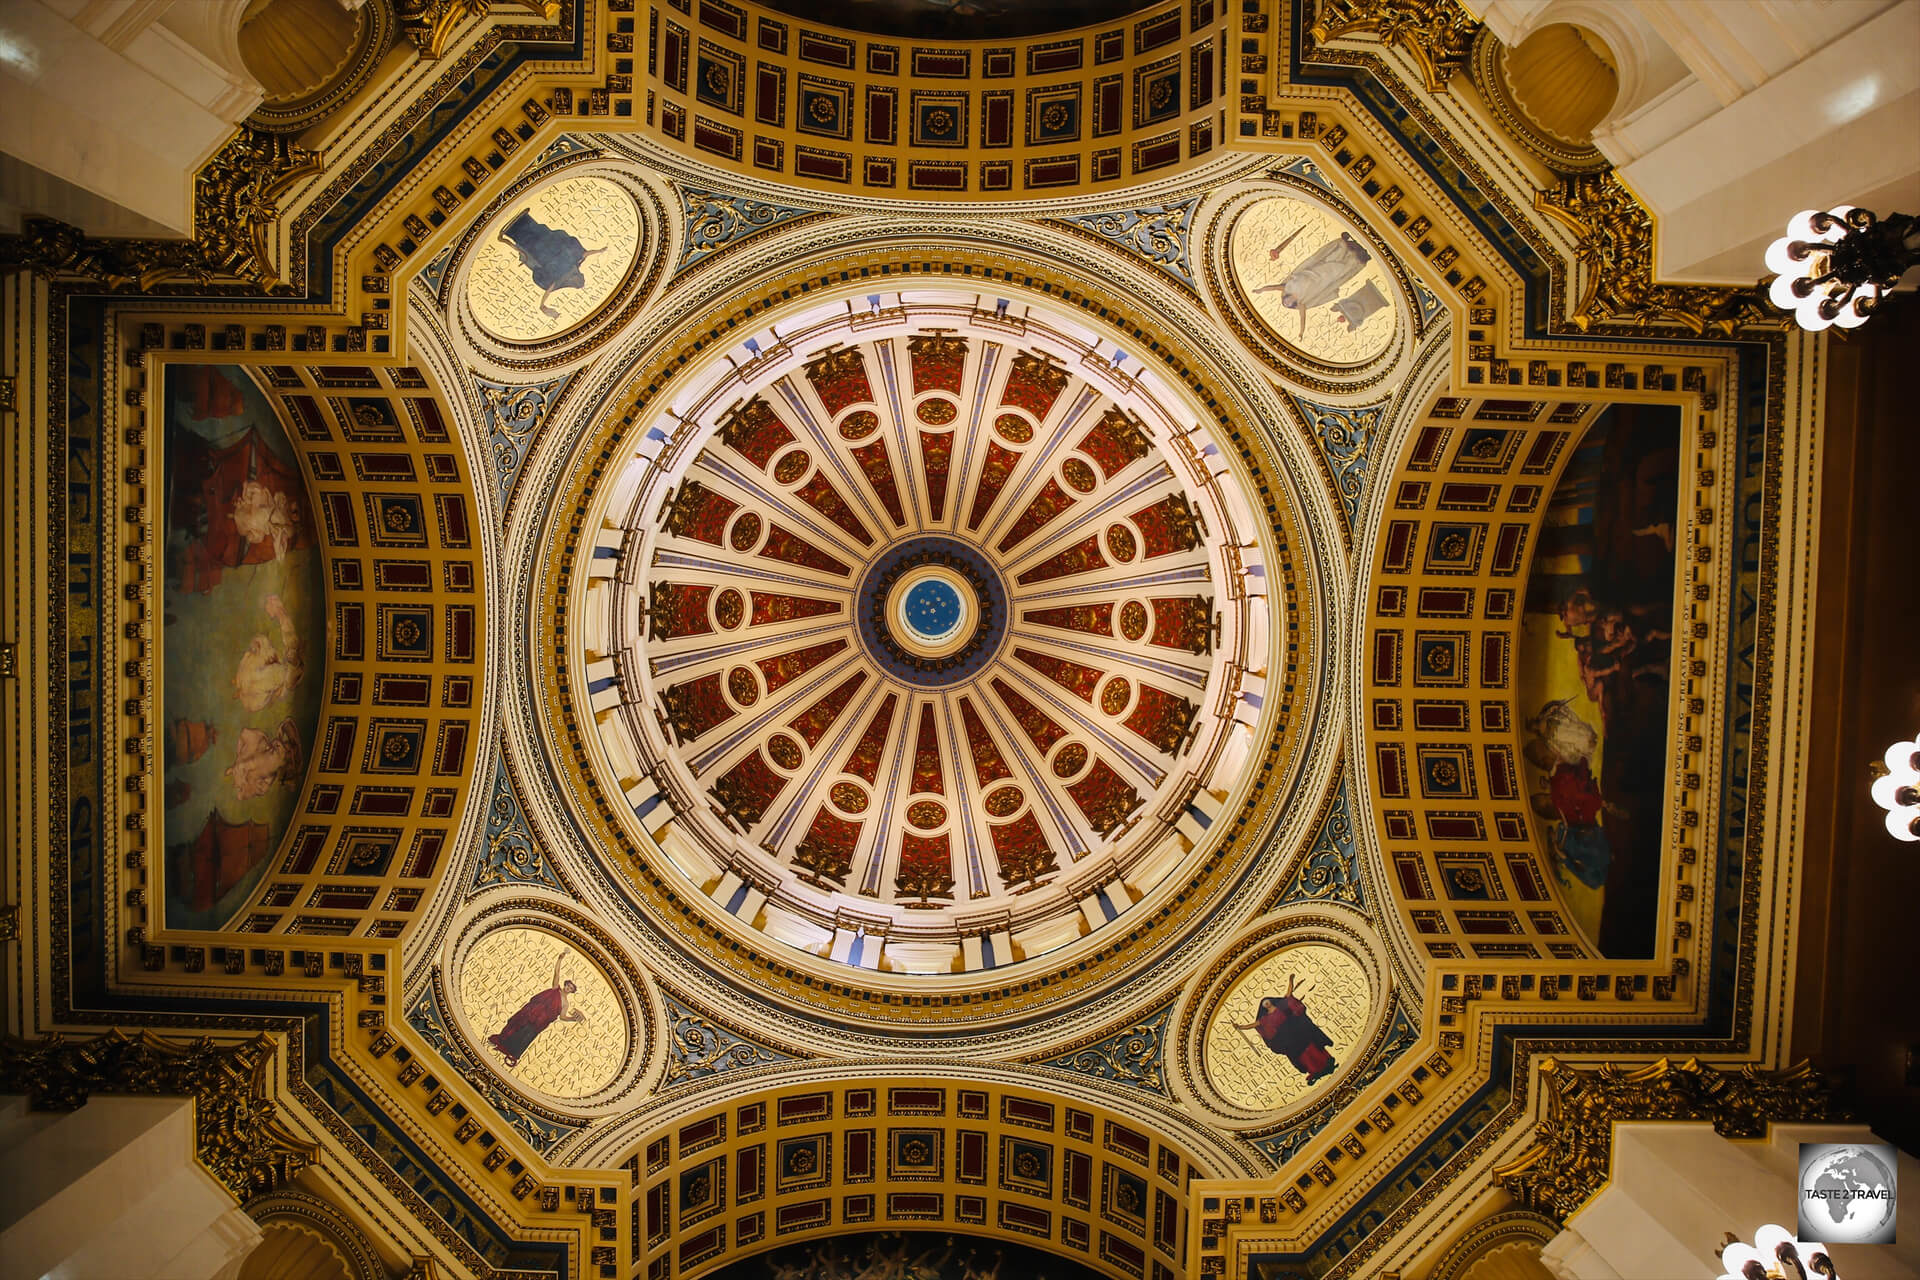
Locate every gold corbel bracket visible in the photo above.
<box><xmin>1533</xmin><ymin>171</ymin><xmax>1784</xmax><ymax>336</ymax></box>
<box><xmin>1492</xmin><ymin>1056</ymin><xmax>1841</xmax><ymax>1223</ymax></box>
<box><xmin>399</xmin><ymin>0</ymin><xmax>560</xmax><ymax>59</ymax></box>
<box><xmin>1306</xmin><ymin>0</ymin><xmax>1482</xmax><ymax>94</ymax></box>
<box><xmin>0</xmin><ymin>1030</ymin><xmax>318</xmax><ymax>1201</ymax></box>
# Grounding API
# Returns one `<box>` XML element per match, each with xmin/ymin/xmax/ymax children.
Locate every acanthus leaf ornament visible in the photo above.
<box><xmin>396</xmin><ymin>0</ymin><xmax>558</xmax><ymax>59</ymax></box>
<box><xmin>1307</xmin><ymin>0</ymin><xmax>1481</xmax><ymax>94</ymax></box>
<box><xmin>1037</xmin><ymin>1001</ymin><xmax>1176</xmax><ymax>1097</ymax></box>
<box><xmin>1535</xmin><ymin>171</ymin><xmax>1783</xmax><ymax>337</ymax></box>
<box><xmin>397</xmin><ymin>0</ymin><xmax>490</xmax><ymax>57</ymax></box>
<box><xmin>1057</xmin><ymin>197</ymin><xmax>1202</xmax><ymax>293</ymax></box>
<box><xmin>0</xmin><ymin>1030</ymin><xmax>318</xmax><ymax>1201</ymax></box>
<box><xmin>1493</xmin><ymin>1056</ymin><xmax>1839</xmax><ymax>1223</ymax></box>
<box><xmin>659</xmin><ymin>995</ymin><xmax>795</xmax><ymax>1087</ymax></box>
<box><xmin>192</xmin><ymin>127</ymin><xmax>324</xmax><ymax>287</ymax></box>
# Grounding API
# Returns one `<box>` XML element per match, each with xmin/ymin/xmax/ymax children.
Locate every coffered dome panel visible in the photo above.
<box><xmin>552</xmin><ymin>283</ymin><xmax>1319</xmax><ymax>1015</ymax></box>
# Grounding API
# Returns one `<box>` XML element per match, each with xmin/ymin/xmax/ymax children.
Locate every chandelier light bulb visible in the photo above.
<box><xmin>1869</xmin><ymin>773</ymin><xmax>1911</xmax><ymax>811</ymax></box>
<box><xmin>1766</xmin><ymin>236</ymin><xmax>1820</xmax><ymax>275</ymax></box>
<box><xmin>1797</xmin><ymin>299</ymin><xmax>1838</xmax><ymax>331</ymax></box>
<box><xmin>1872</xmin><ymin>735</ymin><xmax>1920</xmax><ymax>841</ymax></box>
<box><xmin>1834</xmin><ymin>296</ymin><xmax>1874</xmax><ymax>329</ymax></box>
<box><xmin>1787</xmin><ymin>209</ymin><xmax>1825</xmax><ymax>240</ymax></box>
<box><xmin>1721</xmin><ymin>1242</ymin><xmax>1765</xmax><ymax>1274</ymax></box>
<box><xmin>1771</xmin><ymin>271</ymin><xmax>1812</xmax><ymax>310</ymax></box>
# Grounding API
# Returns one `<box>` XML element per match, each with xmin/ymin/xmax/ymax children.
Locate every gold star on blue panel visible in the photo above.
<box><xmin>904</xmin><ymin>580</ymin><xmax>962</xmax><ymax>639</ymax></box>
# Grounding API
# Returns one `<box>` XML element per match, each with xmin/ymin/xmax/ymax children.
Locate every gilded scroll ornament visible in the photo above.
<box><xmin>1535</xmin><ymin>172</ymin><xmax>1782</xmax><ymax>337</ymax></box>
<box><xmin>0</xmin><ymin>127</ymin><xmax>318</xmax><ymax>291</ymax></box>
<box><xmin>659</xmin><ymin>995</ymin><xmax>794</xmax><ymax>1086</ymax></box>
<box><xmin>397</xmin><ymin>0</ymin><xmax>560</xmax><ymax>59</ymax></box>
<box><xmin>1307</xmin><ymin>0</ymin><xmax>1480</xmax><ymax>93</ymax></box>
<box><xmin>0</xmin><ymin>1030</ymin><xmax>317</xmax><ymax>1200</ymax></box>
<box><xmin>1493</xmin><ymin>1056</ymin><xmax>1839</xmax><ymax>1222</ymax></box>
<box><xmin>1038</xmin><ymin>1001</ymin><xmax>1175</xmax><ymax>1097</ymax></box>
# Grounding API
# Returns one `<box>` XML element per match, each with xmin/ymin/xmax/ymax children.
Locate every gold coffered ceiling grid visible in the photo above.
<box><xmin>0</xmin><ymin>2</ymin><xmax>1824</xmax><ymax>1280</ymax></box>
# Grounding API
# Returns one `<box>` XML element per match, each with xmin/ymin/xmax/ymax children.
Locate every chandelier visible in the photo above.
<box><xmin>1870</xmin><ymin>735</ymin><xmax>1920</xmax><ymax>842</ymax></box>
<box><xmin>1765</xmin><ymin>206</ymin><xmax>1920</xmax><ymax>331</ymax></box>
<box><xmin>1717</xmin><ymin>1225</ymin><xmax>1838</xmax><ymax>1279</ymax></box>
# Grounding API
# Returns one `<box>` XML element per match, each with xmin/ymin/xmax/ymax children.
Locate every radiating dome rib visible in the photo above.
<box><xmin>586</xmin><ymin>299</ymin><xmax>1272</xmax><ymax>972</ymax></box>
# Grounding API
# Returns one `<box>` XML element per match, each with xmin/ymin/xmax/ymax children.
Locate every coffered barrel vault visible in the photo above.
<box><xmin>0</xmin><ymin>1</ymin><xmax>1849</xmax><ymax>1279</ymax></box>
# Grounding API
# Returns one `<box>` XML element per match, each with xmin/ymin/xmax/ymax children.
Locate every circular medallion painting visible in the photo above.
<box><xmin>1230</xmin><ymin>195</ymin><xmax>1398</xmax><ymax>367</ymax></box>
<box><xmin>459</xmin><ymin>927</ymin><xmax>628</xmax><ymax>1098</ymax></box>
<box><xmin>1204</xmin><ymin>943</ymin><xmax>1370</xmax><ymax>1111</ymax></box>
<box><xmin>466</xmin><ymin>175</ymin><xmax>641</xmax><ymax>343</ymax></box>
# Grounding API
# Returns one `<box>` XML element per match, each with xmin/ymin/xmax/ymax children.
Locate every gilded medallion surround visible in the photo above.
<box><xmin>0</xmin><ymin>1</ymin><xmax>1832</xmax><ymax>1279</ymax></box>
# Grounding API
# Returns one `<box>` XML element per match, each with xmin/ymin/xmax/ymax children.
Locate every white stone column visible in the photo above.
<box><xmin>1539</xmin><ymin>1226</ymin><xmax>1622</xmax><ymax>1279</ymax></box>
<box><xmin>0</xmin><ymin>0</ymin><xmax>264</xmax><ymax>237</ymax></box>
<box><xmin>1543</xmin><ymin>1121</ymin><xmax>1920</xmax><ymax>1280</ymax></box>
<box><xmin>0</xmin><ymin>1094</ymin><xmax>263</xmax><ymax>1280</ymax></box>
<box><xmin>1473</xmin><ymin>0</ymin><xmax>1920</xmax><ymax>285</ymax></box>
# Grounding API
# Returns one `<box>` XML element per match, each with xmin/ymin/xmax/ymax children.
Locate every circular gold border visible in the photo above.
<box><xmin>1224</xmin><ymin>197</ymin><xmax>1400</xmax><ymax>369</ymax></box>
<box><xmin>535</xmin><ymin>253</ymin><xmax>1326</xmax><ymax>1029</ymax></box>
<box><xmin>444</xmin><ymin>898</ymin><xmax>658</xmax><ymax>1115</ymax></box>
<box><xmin>1176</xmin><ymin>911</ymin><xmax>1392</xmax><ymax>1128</ymax></box>
<box><xmin>465</xmin><ymin>178</ymin><xmax>644</xmax><ymax>347</ymax></box>
<box><xmin>445</xmin><ymin>155</ymin><xmax>668</xmax><ymax>375</ymax></box>
<box><xmin>885</xmin><ymin>564</ymin><xmax>978</xmax><ymax>658</ymax></box>
<box><xmin>1203</xmin><ymin>176</ymin><xmax>1423</xmax><ymax>392</ymax></box>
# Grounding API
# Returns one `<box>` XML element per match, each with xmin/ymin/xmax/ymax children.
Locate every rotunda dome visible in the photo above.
<box><xmin>556</xmin><ymin>286</ymin><xmax>1308</xmax><ymax>1009</ymax></box>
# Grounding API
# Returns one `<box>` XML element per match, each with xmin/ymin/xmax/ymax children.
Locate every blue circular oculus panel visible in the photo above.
<box><xmin>856</xmin><ymin>536</ymin><xmax>1008</xmax><ymax>688</ymax></box>
<box><xmin>902</xmin><ymin>579</ymin><xmax>964</xmax><ymax>643</ymax></box>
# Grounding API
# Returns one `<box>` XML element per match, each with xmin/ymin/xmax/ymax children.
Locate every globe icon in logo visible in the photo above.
<box><xmin>1799</xmin><ymin>1143</ymin><xmax>1898</xmax><ymax>1245</ymax></box>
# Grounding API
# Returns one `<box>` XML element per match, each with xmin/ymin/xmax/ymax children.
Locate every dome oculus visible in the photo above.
<box><xmin>857</xmin><ymin>536</ymin><xmax>1007</xmax><ymax>683</ymax></box>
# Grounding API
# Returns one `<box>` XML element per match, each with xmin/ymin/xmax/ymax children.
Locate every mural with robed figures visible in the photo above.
<box><xmin>161</xmin><ymin>365</ymin><xmax>324</xmax><ymax>930</ymax></box>
<box><xmin>1516</xmin><ymin>403</ymin><xmax>1680</xmax><ymax>958</ymax></box>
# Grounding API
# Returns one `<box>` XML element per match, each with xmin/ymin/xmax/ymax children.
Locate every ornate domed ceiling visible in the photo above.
<box><xmin>0</xmin><ymin>1</ymin><xmax>1835</xmax><ymax>1279</ymax></box>
<box><xmin>568</xmin><ymin>298</ymin><xmax>1279</xmax><ymax>979</ymax></box>
<box><xmin>754</xmin><ymin>0</ymin><xmax>1160</xmax><ymax>40</ymax></box>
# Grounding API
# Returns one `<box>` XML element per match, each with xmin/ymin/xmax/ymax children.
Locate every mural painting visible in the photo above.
<box><xmin>459</xmin><ymin>927</ymin><xmax>628</xmax><ymax>1098</ymax></box>
<box><xmin>162</xmin><ymin>366</ymin><xmax>323</xmax><ymax>930</ymax></box>
<box><xmin>1205</xmin><ymin>944</ymin><xmax>1369</xmax><ymax>1111</ymax></box>
<box><xmin>710</xmin><ymin>1230</ymin><xmax>1111</xmax><ymax>1280</ymax></box>
<box><xmin>466</xmin><ymin>174</ymin><xmax>641</xmax><ymax>342</ymax></box>
<box><xmin>1516</xmin><ymin>403</ymin><xmax>1680</xmax><ymax>958</ymax></box>
<box><xmin>756</xmin><ymin>0</ymin><xmax>1156</xmax><ymax>40</ymax></box>
<box><xmin>1229</xmin><ymin>194</ymin><xmax>1398</xmax><ymax>367</ymax></box>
